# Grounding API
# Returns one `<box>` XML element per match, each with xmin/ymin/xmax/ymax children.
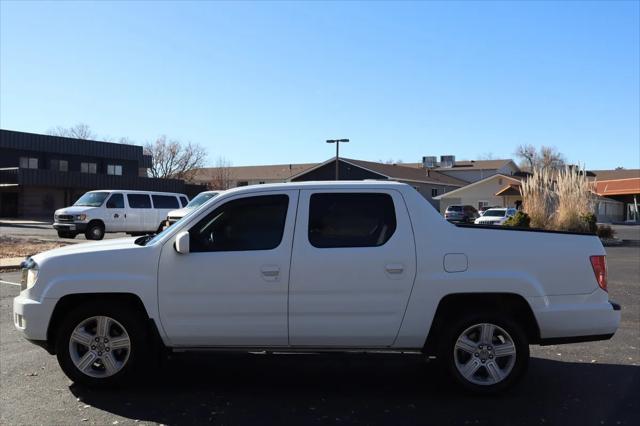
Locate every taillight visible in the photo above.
<box><xmin>590</xmin><ymin>255</ymin><xmax>607</xmax><ymax>292</ymax></box>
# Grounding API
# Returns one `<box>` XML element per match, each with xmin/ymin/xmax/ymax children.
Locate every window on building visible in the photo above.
<box><xmin>478</xmin><ymin>201</ymin><xmax>490</xmax><ymax>210</ymax></box>
<box><xmin>81</xmin><ymin>162</ymin><xmax>97</xmax><ymax>174</ymax></box>
<box><xmin>259</xmin><ymin>181</ymin><xmax>266</xmax><ymax>185</ymax></box>
<box><xmin>50</xmin><ymin>159</ymin><xmax>68</xmax><ymax>172</ymax></box>
<box><xmin>431</xmin><ymin>188</ymin><xmax>439</xmax><ymax>197</ymax></box>
<box><xmin>189</xmin><ymin>195</ymin><xmax>289</xmax><ymax>252</ymax></box>
<box><xmin>19</xmin><ymin>157</ymin><xmax>38</xmax><ymax>169</ymax></box>
<box><xmin>127</xmin><ymin>194</ymin><xmax>152</xmax><ymax>208</ymax></box>
<box><xmin>152</xmin><ymin>195</ymin><xmax>180</xmax><ymax>209</ymax></box>
<box><xmin>106</xmin><ymin>193</ymin><xmax>124</xmax><ymax>209</ymax></box>
<box><xmin>308</xmin><ymin>193</ymin><xmax>397</xmax><ymax>248</ymax></box>
<box><xmin>107</xmin><ymin>164</ymin><xmax>123</xmax><ymax>176</ymax></box>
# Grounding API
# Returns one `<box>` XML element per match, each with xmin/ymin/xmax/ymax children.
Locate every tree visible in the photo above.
<box><xmin>47</xmin><ymin>123</ymin><xmax>97</xmax><ymax>140</ymax></box>
<box><xmin>515</xmin><ymin>145</ymin><xmax>565</xmax><ymax>171</ymax></box>
<box><xmin>209</xmin><ymin>156</ymin><xmax>233</xmax><ymax>190</ymax></box>
<box><xmin>144</xmin><ymin>135</ymin><xmax>208</xmax><ymax>182</ymax></box>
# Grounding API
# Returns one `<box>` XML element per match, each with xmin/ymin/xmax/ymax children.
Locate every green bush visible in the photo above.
<box><xmin>504</xmin><ymin>211</ymin><xmax>531</xmax><ymax>228</ymax></box>
<box><xmin>596</xmin><ymin>225</ymin><xmax>615</xmax><ymax>239</ymax></box>
<box><xmin>580</xmin><ymin>212</ymin><xmax>598</xmax><ymax>234</ymax></box>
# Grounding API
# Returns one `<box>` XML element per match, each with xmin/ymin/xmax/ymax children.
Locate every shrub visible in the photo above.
<box><xmin>580</xmin><ymin>212</ymin><xmax>598</xmax><ymax>234</ymax></box>
<box><xmin>596</xmin><ymin>225</ymin><xmax>615</xmax><ymax>239</ymax></box>
<box><xmin>504</xmin><ymin>211</ymin><xmax>531</xmax><ymax>228</ymax></box>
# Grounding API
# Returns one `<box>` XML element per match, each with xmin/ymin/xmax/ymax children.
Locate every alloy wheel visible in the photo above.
<box><xmin>453</xmin><ymin>323</ymin><xmax>517</xmax><ymax>386</ymax></box>
<box><xmin>68</xmin><ymin>316</ymin><xmax>131</xmax><ymax>378</ymax></box>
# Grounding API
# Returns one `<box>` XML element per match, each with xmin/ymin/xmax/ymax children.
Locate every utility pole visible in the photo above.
<box><xmin>326</xmin><ymin>139</ymin><xmax>349</xmax><ymax>180</ymax></box>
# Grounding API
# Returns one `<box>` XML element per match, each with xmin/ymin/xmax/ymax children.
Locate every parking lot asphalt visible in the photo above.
<box><xmin>0</xmin><ymin>247</ymin><xmax>638</xmax><ymax>426</ymax></box>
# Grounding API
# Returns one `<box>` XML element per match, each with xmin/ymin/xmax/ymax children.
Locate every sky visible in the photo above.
<box><xmin>1</xmin><ymin>1</ymin><xmax>639</xmax><ymax>169</ymax></box>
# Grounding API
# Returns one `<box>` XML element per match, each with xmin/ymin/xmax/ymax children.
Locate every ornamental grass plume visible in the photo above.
<box><xmin>553</xmin><ymin>165</ymin><xmax>595</xmax><ymax>232</ymax></box>
<box><xmin>519</xmin><ymin>167</ymin><xmax>556</xmax><ymax>229</ymax></box>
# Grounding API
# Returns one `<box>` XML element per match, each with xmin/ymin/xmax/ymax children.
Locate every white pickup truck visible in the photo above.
<box><xmin>13</xmin><ymin>181</ymin><xmax>620</xmax><ymax>393</ymax></box>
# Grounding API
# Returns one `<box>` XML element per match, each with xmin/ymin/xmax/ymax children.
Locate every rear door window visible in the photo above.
<box><xmin>308</xmin><ymin>193</ymin><xmax>396</xmax><ymax>248</ymax></box>
<box><xmin>180</xmin><ymin>196</ymin><xmax>189</xmax><ymax>207</ymax></box>
<box><xmin>127</xmin><ymin>194</ymin><xmax>152</xmax><ymax>208</ymax></box>
<box><xmin>152</xmin><ymin>195</ymin><xmax>180</xmax><ymax>209</ymax></box>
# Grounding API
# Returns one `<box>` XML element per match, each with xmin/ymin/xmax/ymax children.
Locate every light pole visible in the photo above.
<box><xmin>326</xmin><ymin>138</ymin><xmax>349</xmax><ymax>180</ymax></box>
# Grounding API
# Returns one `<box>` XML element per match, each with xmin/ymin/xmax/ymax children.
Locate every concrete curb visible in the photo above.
<box><xmin>0</xmin><ymin>257</ymin><xmax>23</xmax><ymax>271</ymax></box>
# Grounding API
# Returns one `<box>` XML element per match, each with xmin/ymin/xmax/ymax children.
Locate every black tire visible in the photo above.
<box><xmin>438</xmin><ymin>312</ymin><xmax>529</xmax><ymax>394</ymax></box>
<box><xmin>85</xmin><ymin>222</ymin><xmax>105</xmax><ymax>240</ymax></box>
<box><xmin>57</xmin><ymin>230</ymin><xmax>77</xmax><ymax>239</ymax></box>
<box><xmin>55</xmin><ymin>300</ymin><xmax>150</xmax><ymax>387</ymax></box>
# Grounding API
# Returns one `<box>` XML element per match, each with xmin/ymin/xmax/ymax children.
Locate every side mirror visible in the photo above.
<box><xmin>175</xmin><ymin>231</ymin><xmax>190</xmax><ymax>254</ymax></box>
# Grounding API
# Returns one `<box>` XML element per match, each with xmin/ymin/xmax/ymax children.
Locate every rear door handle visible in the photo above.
<box><xmin>385</xmin><ymin>264</ymin><xmax>404</xmax><ymax>274</ymax></box>
<box><xmin>261</xmin><ymin>266</ymin><xmax>280</xmax><ymax>281</ymax></box>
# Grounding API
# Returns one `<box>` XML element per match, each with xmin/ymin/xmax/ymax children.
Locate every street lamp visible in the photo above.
<box><xmin>326</xmin><ymin>138</ymin><xmax>349</xmax><ymax>180</ymax></box>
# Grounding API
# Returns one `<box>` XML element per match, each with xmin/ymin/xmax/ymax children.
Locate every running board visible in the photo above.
<box><xmin>169</xmin><ymin>346</ymin><xmax>424</xmax><ymax>355</ymax></box>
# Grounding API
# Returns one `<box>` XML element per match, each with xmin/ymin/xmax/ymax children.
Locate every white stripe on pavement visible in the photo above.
<box><xmin>0</xmin><ymin>280</ymin><xmax>20</xmax><ymax>286</ymax></box>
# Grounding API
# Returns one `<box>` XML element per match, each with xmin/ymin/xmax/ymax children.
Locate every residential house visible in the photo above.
<box><xmin>290</xmin><ymin>157</ymin><xmax>467</xmax><ymax>208</ymax></box>
<box><xmin>434</xmin><ymin>174</ymin><xmax>523</xmax><ymax>213</ymax></box>
<box><xmin>405</xmin><ymin>156</ymin><xmax>520</xmax><ymax>183</ymax></box>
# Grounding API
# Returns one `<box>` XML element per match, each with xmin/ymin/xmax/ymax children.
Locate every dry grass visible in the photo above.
<box><xmin>553</xmin><ymin>167</ymin><xmax>595</xmax><ymax>232</ymax></box>
<box><xmin>520</xmin><ymin>167</ymin><xmax>557</xmax><ymax>229</ymax></box>
<box><xmin>0</xmin><ymin>236</ymin><xmax>71</xmax><ymax>259</ymax></box>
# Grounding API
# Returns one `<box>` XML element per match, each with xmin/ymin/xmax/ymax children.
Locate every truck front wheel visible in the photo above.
<box><xmin>85</xmin><ymin>222</ymin><xmax>105</xmax><ymax>240</ymax></box>
<box><xmin>55</xmin><ymin>302</ymin><xmax>149</xmax><ymax>387</ymax></box>
<box><xmin>439</xmin><ymin>313</ymin><xmax>529</xmax><ymax>394</ymax></box>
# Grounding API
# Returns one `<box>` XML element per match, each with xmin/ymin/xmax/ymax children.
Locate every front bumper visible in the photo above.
<box><xmin>13</xmin><ymin>293</ymin><xmax>56</xmax><ymax>342</ymax></box>
<box><xmin>53</xmin><ymin>222</ymin><xmax>87</xmax><ymax>232</ymax></box>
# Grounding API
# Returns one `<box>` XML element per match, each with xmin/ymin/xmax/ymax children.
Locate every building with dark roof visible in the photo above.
<box><xmin>0</xmin><ymin>129</ymin><xmax>206</xmax><ymax>218</ymax></box>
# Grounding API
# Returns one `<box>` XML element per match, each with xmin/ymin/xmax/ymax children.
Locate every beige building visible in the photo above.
<box><xmin>434</xmin><ymin>174</ymin><xmax>523</xmax><ymax>213</ymax></box>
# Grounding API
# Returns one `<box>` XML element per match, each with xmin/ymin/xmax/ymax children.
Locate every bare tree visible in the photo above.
<box><xmin>144</xmin><ymin>135</ymin><xmax>208</xmax><ymax>182</ymax></box>
<box><xmin>515</xmin><ymin>145</ymin><xmax>565</xmax><ymax>171</ymax></box>
<box><xmin>47</xmin><ymin>123</ymin><xmax>97</xmax><ymax>140</ymax></box>
<box><xmin>209</xmin><ymin>157</ymin><xmax>233</xmax><ymax>190</ymax></box>
<box><xmin>539</xmin><ymin>146</ymin><xmax>566</xmax><ymax>171</ymax></box>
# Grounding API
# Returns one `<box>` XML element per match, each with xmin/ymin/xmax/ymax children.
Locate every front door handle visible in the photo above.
<box><xmin>385</xmin><ymin>264</ymin><xmax>404</xmax><ymax>274</ymax></box>
<box><xmin>261</xmin><ymin>266</ymin><xmax>280</xmax><ymax>281</ymax></box>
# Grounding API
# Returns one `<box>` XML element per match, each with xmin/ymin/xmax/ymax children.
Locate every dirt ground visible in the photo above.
<box><xmin>0</xmin><ymin>236</ymin><xmax>71</xmax><ymax>259</ymax></box>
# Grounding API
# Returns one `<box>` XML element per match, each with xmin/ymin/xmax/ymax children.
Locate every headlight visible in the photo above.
<box><xmin>20</xmin><ymin>258</ymin><xmax>39</xmax><ymax>291</ymax></box>
<box><xmin>26</xmin><ymin>268</ymin><xmax>39</xmax><ymax>289</ymax></box>
<box><xmin>75</xmin><ymin>214</ymin><xmax>87</xmax><ymax>221</ymax></box>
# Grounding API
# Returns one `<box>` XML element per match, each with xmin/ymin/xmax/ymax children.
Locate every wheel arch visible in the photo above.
<box><xmin>46</xmin><ymin>293</ymin><xmax>158</xmax><ymax>355</ymax></box>
<box><xmin>422</xmin><ymin>292</ymin><xmax>541</xmax><ymax>355</ymax></box>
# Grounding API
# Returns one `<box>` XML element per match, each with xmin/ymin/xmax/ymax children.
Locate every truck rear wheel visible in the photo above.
<box><xmin>439</xmin><ymin>313</ymin><xmax>529</xmax><ymax>394</ymax></box>
<box><xmin>55</xmin><ymin>301</ymin><xmax>149</xmax><ymax>387</ymax></box>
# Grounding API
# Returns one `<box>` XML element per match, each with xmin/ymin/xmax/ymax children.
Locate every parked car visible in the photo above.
<box><xmin>474</xmin><ymin>208</ymin><xmax>517</xmax><ymax>225</ymax></box>
<box><xmin>53</xmin><ymin>190</ymin><xmax>189</xmax><ymax>240</ymax></box>
<box><xmin>445</xmin><ymin>204</ymin><xmax>479</xmax><ymax>223</ymax></box>
<box><xmin>17</xmin><ymin>181</ymin><xmax>620</xmax><ymax>393</ymax></box>
<box><xmin>478</xmin><ymin>206</ymin><xmax>500</xmax><ymax>216</ymax></box>
<box><xmin>165</xmin><ymin>190</ymin><xmax>221</xmax><ymax>226</ymax></box>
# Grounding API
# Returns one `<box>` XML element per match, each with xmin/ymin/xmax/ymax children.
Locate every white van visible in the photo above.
<box><xmin>53</xmin><ymin>190</ymin><xmax>189</xmax><ymax>240</ymax></box>
<box><xmin>165</xmin><ymin>190</ymin><xmax>221</xmax><ymax>226</ymax></box>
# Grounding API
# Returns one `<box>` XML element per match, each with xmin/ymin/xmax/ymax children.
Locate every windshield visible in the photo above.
<box><xmin>186</xmin><ymin>192</ymin><xmax>217</xmax><ymax>208</ymax></box>
<box><xmin>483</xmin><ymin>209</ymin><xmax>507</xmax><ymax>217</ymax></box>
<box><xmin>74</xmin><ymin>192</ymin><xmax>109</xmax><ymax>207</ymax></box>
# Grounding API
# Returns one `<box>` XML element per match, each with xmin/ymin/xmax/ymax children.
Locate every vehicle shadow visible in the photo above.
<box><xmin>70</xmin><ymin>354</ymin><xmax>639</xmax><ymax>425</ymax></box>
